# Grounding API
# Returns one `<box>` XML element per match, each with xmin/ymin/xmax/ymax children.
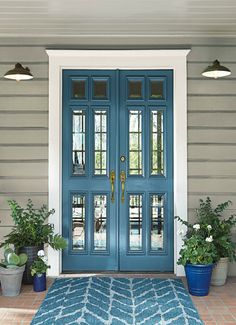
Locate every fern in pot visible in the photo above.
<box><xmin>0</xmin><ymin>199</ymin><xmax>67</xmax><ymax>284</ymax></box>
<box><xmin>196</xmin><ymin>197</ymin><xmax>236</xmax><ymax>286</ymax></box>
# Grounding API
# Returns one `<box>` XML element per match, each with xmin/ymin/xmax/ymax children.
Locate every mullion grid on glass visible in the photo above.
<box><xmin>93</xmin><ymin>194</ymin><xmax>107</xmax><ymax>251</ymax></box>
<box><xmin>151</xmin><ymin>110</ymin><xmax>164</xmax><ymax>175</ymax></box>
<box><xmin>150</xmin><ymin>194</ymin><xmax>164</xmax><ymax>251</ymax></box>
<box><xmin>129</xmin><ymin>194</ymin><xmax>143</xmax><ymax>251</ymax></box>
<box><xmin>129</xmin><ymin>110</ymin><xmax>142</xmax><ymax>175</ymax></box>
<box><xmin>94</xmin><ymin>110</ymin><xmax>107</xmax><ymax>175</ymax></box>
<box><xmin>73</xmin><ymin>110</ymin><xmax>86</xmax><ymax>175</ymax></box>
<box><xmin>72</xmin><ymin>194</ymin><xmax>86</xmax><ymax>250</ymax></box>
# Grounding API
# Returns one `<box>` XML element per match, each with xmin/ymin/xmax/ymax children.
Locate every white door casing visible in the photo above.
<box><xmin>46</xmin><ymin>49</ymin><xmax>190</xmax><ymax>276</ymax></box>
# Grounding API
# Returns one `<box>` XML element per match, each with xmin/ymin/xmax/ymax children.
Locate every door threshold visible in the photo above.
<box><xmin>59</xmin><ymin>272</ymin><xmax>176</xmax><ymax>278</ymax></box>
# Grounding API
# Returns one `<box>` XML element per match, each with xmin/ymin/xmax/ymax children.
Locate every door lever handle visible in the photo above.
<box><xmin>110</xmin><ymin>170</ymin><xmax>115</xmax><ymax>203</ymax></box>
<box><xmin>120</xmin><ymin>170</ymin><xmax>126</xmax><ymax>203</ymax></box>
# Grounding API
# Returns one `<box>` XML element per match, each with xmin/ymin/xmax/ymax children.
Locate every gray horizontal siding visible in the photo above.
<box><xmin>0</xmin><ymin>96</ymin><xmax>48</xmax><ymax>110</ymax></box>
<box><xmin>0</xmin><ymin>112</ymin><xmax>48</xmax><ymax>128</ymax></box>
<box><xmin>0</xmin><ymin>130</ymin><xmax>48</xmax><ymax>144</ymax></box>
<box><xmin>0</xmin><ymin>43</ymin><xmax>50</xmax><ymax>246</ymax></box>
<box><xmin>0</xmin><ymin>146</ymin><xmax>47</xmax><ymax>160</ymax></box>
<box><xmin>0</xmin><ymin>80</ymin><xmax>48</xmax><ymax>96</ymax></box>
<box><xmin>0</xmin><ymin>194</ymin><xmax>48</xmax><ymax>210</ymax></box>
<box><xmin>0</xmin><ymin>47</ymin><xmax>48</xmax><ymax>62</ymax></box>
<box><xmin>188</xmin><ymin>129</ymin><xmax>236</xmax><ymax>143</ymax></box>
<box><xmin>188</xmin><ymin>145</ymin><xmax>236</xmax><ymax>160</ymax></box>
<box><xmin>188</xmin><ymin>96</ymin><xmax>236</xmax><ymax>111</ymax></box>
<box><xmin>188</xmin><ymin>161</ymin><xmax>236</xmax><ymax>176</ymax></box>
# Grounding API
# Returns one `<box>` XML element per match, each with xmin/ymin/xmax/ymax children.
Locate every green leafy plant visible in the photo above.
<box><xmin>177</xmin><ymin>217</ymin><xmax>217</xmax><ymax>265</ymax></box>
<box><xmin>176</xmin><ymin>219</ymin><xmax>218</xmax><ymax>266</ymax></box>
<box><xmin>0</xmin><ymin>199</ymin><xmax>67</xmax><ymax>250</ymax></box>
<box><xmin>195</xmin><ymin>197</ymin><xmax>236</xmax><ymax>262</ymax></box>
<box><xmin>177</xmin><ymin>217</ymin><xmax>218</xmax><ymax>265</ymax></box>
<box><xmin>0</xmin><ymin>246</ymin><xmax>28</xmax><ymax>269</ymax></box>
<box><xmin>30</xmin><ymin>250</ymin><xmax>50</xmax><ymax>276</ymax></box>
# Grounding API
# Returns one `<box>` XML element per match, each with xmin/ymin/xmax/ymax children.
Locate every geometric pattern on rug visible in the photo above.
<box><xmin>31</xmin><ymin>277</ymin><xmax>203</xmax><ymax>325</ymax></box>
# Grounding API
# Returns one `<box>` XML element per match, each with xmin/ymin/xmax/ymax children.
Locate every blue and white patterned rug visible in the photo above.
<box><xmin>31</xmin><ymin>277</ymin><xmax>203</xmax><ymax>325</ymax></box>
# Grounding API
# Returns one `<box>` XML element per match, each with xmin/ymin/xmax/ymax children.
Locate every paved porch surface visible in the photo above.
<box><xmin>0</xmin><ymin>275</ymin><xmax>235</xmax><ymax>325</ymax></box>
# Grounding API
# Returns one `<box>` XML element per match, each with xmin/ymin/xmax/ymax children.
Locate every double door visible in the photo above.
<box><xmin>62</xmin><ymin>69</ymin><xmax>173</xmax><ymax>272</ymax></box>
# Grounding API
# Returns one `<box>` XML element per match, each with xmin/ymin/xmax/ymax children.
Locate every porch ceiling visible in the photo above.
<box><xmin>0</xmin><ymin>0</ymin><xmax>236</xmax><ymax>38</ymax></box>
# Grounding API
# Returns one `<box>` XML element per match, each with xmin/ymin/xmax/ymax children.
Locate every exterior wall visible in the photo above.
<box><xmin>0</xmin><ymin>37</ymin><xmax>236</xmax><ymax>274</ymax></box>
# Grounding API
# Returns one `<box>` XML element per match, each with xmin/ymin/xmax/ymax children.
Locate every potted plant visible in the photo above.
<box><xmin>176</xmin><ymin>217</ymin><xmax>218</xmax><ymax>296</ymax></box>
<box><xmin>0</xmin><ymin>199</ymin><xmax>67</xmax><ymax>284</ymax></box>
<box><xmin>30</xmin><ymin>250</ymin><xmax>50</xmax><ymax>292</ymax></box>
<box><xmin>196</xmin><ymin>197</ymin><xmax>236</xmax><ymax>286</ymax></box>
<box><xmin>0</xmin><ymin>246</ymin><xmax>28</xmax><ymax>296</ymax></box>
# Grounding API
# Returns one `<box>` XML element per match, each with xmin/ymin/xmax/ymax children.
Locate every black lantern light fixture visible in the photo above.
<box><xmin>202</xmin><ymin>60</ymin><xmax>231</xmax><ymax>79</ymax></box>
<box><xmin>4</xmin><ymin>63</ymin><xmax>33</xmax><ymax>81</ymax></box>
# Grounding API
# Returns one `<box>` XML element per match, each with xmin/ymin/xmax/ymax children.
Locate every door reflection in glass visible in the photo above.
<box><xmin>150</xmin><ymin>194</ymin><xmax>164</xmax><ymax>250</ymax></box>
<box><xmin>94</xmin><ymin>195</ymin><xmax>107</xmax><ymax>250</ymax></box>
<box><xmin>129</xmin><ymin>194</ymin><xmax>143</xmax><ymax>250</ymax></box>
<box><xmin>72</xmin><ymin>195</ymin><xmax>85</xmax><ymax>250</ymax></box>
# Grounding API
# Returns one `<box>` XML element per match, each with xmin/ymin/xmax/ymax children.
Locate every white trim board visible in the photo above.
<box><xmin>46</xmin><ymin>49</ymin><xmax>190</xmax><ymax>277</ymax></box>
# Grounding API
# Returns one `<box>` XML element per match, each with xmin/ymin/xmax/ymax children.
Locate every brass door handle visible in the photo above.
<box><xmin>120</xmin><ymin>170</ymin><xmax>126</xmax><ymax>203</ymax></box>
<box><xmin>110</xmin><ymin>170</ymin><xmax>115</xmax><ymax>203</ymax></box>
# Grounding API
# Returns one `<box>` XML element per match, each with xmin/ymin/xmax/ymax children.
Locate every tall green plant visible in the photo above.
<box><xmin>195</xmin><ymin>197</ymin><xmax>236</xmax><ymax>262</ymax></box>
<box><xmin>0</xmin><ymin>199</ymin><xmax>67</xmax><ymax>250</ymax></box>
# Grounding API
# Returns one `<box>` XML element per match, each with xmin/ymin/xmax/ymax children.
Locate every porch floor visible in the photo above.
<box><xmin>0</xmin><ymin>275</ymin><xmax>235</xmax><ymax>325</ymax></box>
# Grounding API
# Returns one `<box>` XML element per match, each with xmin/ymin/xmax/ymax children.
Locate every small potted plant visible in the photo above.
<box><xmin>0</xmin><ymin>199</ymin><xmax>67</xmax><ymax>284</ymax></box>
<box><xmin>176</xmin><ymin>216</ymin><xmax>218</xmax><ymax>296</ymax></box>
<box><xmin>30</xmin><ymin>250</ymin><xmax>50</xmax><ymax>292</ymax></box>
<box><xmin>0</xmin><ymin>246</ymin><xmax>28</xmax><ymax>296</ymax></box>
<box><xmin>196</xmin><ymin>197</ymin><xmax>236</xmax><ymax>286</ymax></box>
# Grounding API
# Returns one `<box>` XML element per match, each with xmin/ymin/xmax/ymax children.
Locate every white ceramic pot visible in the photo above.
<box><xmin>211</xmin><ymin>257</ymin><xmax>229</xmax><ymax>286</ymax></box>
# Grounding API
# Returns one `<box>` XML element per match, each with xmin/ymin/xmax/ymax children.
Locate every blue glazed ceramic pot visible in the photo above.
<box><xmin>185</xmin><ymin>263</ymin><xmax>214</xmax><ymax>296</ymax></box>
<box><xmin>33</xmin><ymin>273</ymin><xmax>46</xmax><ymax>292</ymax></box>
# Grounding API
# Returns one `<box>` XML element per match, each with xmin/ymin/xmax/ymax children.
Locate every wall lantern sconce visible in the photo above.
<box><xmin>4</xmin><ymin>63</ymin><xmax>33</xmax><ymax>81</ymax></box>
<box><xmin>202</xmin><ymin>60</ymin><xmax>231</xmax><ymax>79</ymax></box>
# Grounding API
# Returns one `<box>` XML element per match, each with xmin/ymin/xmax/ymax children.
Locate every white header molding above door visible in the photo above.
<box><xmin>46</xmin><ymin>49</ymin><xmax>191</xmax><ymax>276</ymax></box>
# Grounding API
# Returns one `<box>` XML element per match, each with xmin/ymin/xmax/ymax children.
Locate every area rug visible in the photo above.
<box><xmin>31</xmin><ymin>277</ymin><xmax>203</xmax><ymax>325</ymax></box>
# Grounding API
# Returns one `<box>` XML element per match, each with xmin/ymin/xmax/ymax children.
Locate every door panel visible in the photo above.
<box><xmin>119</xmin><ymin>70</ymin><xmax>173</xmax><ymax>271</ymax></box>
<box><xmin>62</xmin><ymin>69</ymin><xmax>173</xmax><ymax>272</ymax></box>
<box><xmin>62</xmin><ymin>70</ymin><xmax>118</xmax><ymax>271</ymax></box>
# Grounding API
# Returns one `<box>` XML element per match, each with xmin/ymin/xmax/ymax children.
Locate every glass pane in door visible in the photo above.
<box><xmin>93</xmin><ymin>195</ymin><xmax>107</xmax><ymax>250</ymax></box>
<box><xmin>150</xmin><ymin>194</ymin><xmax>164</xmax><ymax>250</ymax></box>
<box><xmin>129</xmin><ymin>194</ymin><xmax>143</xmax><ymax>250</ymax></box>
<box><xmin>72</xmin><ymin>194</ymin><xmax>86</xmax><ymax>250</ymax></box>
<box><xmin>72</xmin><ymin>110</ymin><xmax>86</xmax><ymax>175</ymax></box>
<box><xmin>94</xmin><ymin>110</ymin><xmax>107</xmax><ymax>175</ymax></box>
<box><xmin>149</xmin><ymin>79</ymin><xmax>164</xmax><ymax>99</ymax></box>
<box><xmin>72</xmin><ymin>79</ymin><xmax>87</xmax><ymax>99</ymax></box>
<box><xmin>129</xmin><ymin>110</ymin><xmax>143</xmax><ymax>175</ymax></box>
<box><xmin>128</xmin><ymin>80</ymin><xmax>143</xmax><ymax>99</ymax></box>
<box><xmin>151</xmin><ymin>110</ymin><xmax>164</xmax><ymax>175</ymax></box>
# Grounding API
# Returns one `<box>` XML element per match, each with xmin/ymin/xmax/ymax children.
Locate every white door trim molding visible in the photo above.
<box><xmin>46</xmin><ymin>49</ymin><xmax>190</xmax><ymax>277</ymax></box>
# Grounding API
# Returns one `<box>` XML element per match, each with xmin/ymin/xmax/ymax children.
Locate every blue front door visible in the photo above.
<box><xmin>62</xmin><ymin>69</ymin><xmax>173</xmax><ymax>272</ymax></box>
